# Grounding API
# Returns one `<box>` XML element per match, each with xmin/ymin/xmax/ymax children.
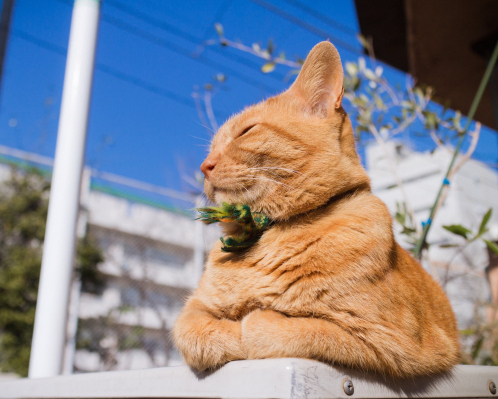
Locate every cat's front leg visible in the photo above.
<box><xmin>241</xmin><ymin>309</ymin><xmax>301</xmax><ymax>359</ymax></box>
<box><xmin>241</xmin><ymin>309</ymin><xmax>457</xmax><ymax>378</ymax></box>
<box><xmin>173</xmin><ymin>297</ymin><xmax>245</xmax><ymax>371</ymax></box>
<box><xmin>241</xmin><ymin>308</ymin><xmax>378</xmax><ymax>367</ymax></box>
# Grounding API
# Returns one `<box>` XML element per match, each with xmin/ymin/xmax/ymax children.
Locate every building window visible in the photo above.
<box><xmin>120</xmin><ymin>284</ymin><xmax>183</xmax><ymax>313</ymax></box>
<box><xmin>122</xmin><ymin>241</ymin><xmax>189</xmax><ymax>271</ymax></box>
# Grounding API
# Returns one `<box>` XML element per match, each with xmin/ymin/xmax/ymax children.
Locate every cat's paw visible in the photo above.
<box><xmin>175</xmin><ymin>319</ymin><xmax>245</xmax><ymax>371</ymax></box>
<box><xmin>179</xmin><ymin>341</ymin><xmax>233</xmax><ymax>371</ymax></box>
<box><xmin>241</xmin><ymin>309</ymin><xmax>286</xmax><ymax>359</ymax></box>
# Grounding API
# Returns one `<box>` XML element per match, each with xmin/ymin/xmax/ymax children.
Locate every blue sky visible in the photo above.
<box><xmin>0</xmin><ymin>0</ymin><xmax>497</xmax><ymax>207</ymax></box>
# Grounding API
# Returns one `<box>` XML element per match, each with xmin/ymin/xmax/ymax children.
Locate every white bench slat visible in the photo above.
<box><xmin>0</xmin><ymin>358</ymin><xmax>496</xmax><ymax>399</ymax></box>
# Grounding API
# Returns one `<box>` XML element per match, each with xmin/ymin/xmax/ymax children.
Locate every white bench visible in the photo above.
<box><xmin>0</xmin><ymin>358</ymin><xmax>496</xmax><ymax>399</ymax></box>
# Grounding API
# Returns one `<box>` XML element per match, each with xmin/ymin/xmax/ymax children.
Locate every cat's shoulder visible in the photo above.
<box><xmin>315</xmin><ymin>190</ymin><xmax>394</xmax><ymax>243</ymax></box>
<box><xmin>331</xmin><ymin>190</ymin><xmax>391</xmax><ymax>222</ymax></box>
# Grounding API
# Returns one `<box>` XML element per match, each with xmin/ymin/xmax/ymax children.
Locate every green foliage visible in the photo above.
<box><xmin>214</xmin><ymin>22</ymin><xmax>224</xmax><ymax>37</ymax></box>
<box><xmin>460</xmin><ymin>310</ymin><xmax>498</xmax><ymax>366</ymax></box>
<box><xmin>75</xmin><ymin>311</ymin><xmax>145</xmax><ymax>371</ymax></box>
<box><xmin>76</xmin><ymin>305</ymin><xmax>173</xmax><ymax>371</ymax></box>
<box><xmin>261</xmin><ymin>62</ymin><xmax>276</xmax><ymax>73</ymax></box>
<box><xmin>394</xmin><ymin>202</ymin><xmax>418</xmax><ymax>247</ymax></box>
<box><xmin>443</xmin><ymin>209</ymin><xmax>494</xmax><ymax>246</ymax></box>
<box><xmin>484</xmin><ymin>240</ymin><xmax>498</xmax><ymax>256</ymax></box>
<box><xmin>0</xmin><ymin>168</ymin><xmax>48</xmax><ymax>376</ymax></box>
<box><xmin>0</xmin><ymin>166</ymin><xmax>104</xmax><ymax>376</ymax></box>
<box><xmin>77</xmin><ymin>235</ymin><xmax>105</xmax><ymax>295</ymax></box>
<box><xmin>439</xmin><ymin>208</ymin><xmax>498</xmax><ymax>366</ymax></box>
<box><xmin>479</xmin><ymin>209</ymin><xmax>493</xmax><ymax>236</ymax></box>
<box><xmin>443</xmin><ymin>224</ymin><xmax>472</xmax><ymax>239</ymax></box>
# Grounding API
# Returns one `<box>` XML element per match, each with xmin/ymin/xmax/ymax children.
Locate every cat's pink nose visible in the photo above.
<box><xmin>201</xmin><ymin>155</ymin><xmax>217</xmax><ymax>179</ymax></box>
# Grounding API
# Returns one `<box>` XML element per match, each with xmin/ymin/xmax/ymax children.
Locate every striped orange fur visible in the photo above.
<box><xmin>173</xmin><ymin>41</ymin><xmax>459</xmax><ymax>378</ymax></box>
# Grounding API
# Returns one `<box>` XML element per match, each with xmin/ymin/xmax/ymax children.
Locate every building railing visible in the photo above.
<box><xmin>0</xmin><ymin>358</ymin><xmax>497</xmax><ymax>399</ymax></box>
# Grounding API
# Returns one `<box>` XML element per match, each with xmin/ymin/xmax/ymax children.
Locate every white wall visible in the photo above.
<box><xmin>366</xmin><ymin>142</ymin><xmax>498</xmax><ymax>327</ymax></box>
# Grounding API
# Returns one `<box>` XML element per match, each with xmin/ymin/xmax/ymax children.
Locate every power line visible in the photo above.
<box><xmin>248</xmin><ymin>0</ymin><xmax>363</xmax><ymax>56</ymax></box>
<box><xmin>54</xmin><ymin>0</ymin><xmax>282</xmax><ymax>91</ymax></box>
<box><xmin>199</xmin><ymin>0</ymin><xmax>232</xmax><ymax>41</ymax></box>
<box><xmin>102</xmin><ymin>0</ymin><xmax>288</xmax><ymax>81</ymax></box>
<box><xmin>50</xmin><ymin>0</ymin><xmax>363</xmax><ymax>98</ymax></box>
<box><xmin>104</xmin><ymin>0</ymin><xmax>201</xmax><ymax>44</ymax></box>
<box><xmin>279</xmin><ymin>0</ymin><xmax>358</xmax><ymax>37</ymax></box>
<box><xmin>13</xmin><ymin>29</ymin><xmax>64</xmax><ymax>55</ymax></box>
<box><xmin>72</xmin><ymin>0</ymin><xmax>284</xmax><ymax>83</ymax></box>
<box><xmin>100</xmin><ymin>13</ymin><xmax>279</xmax><ymax>93</ymax></box>
<box><xmin>11</xmin><ymin>29</ymin><xmax>229</xmax><ymax>117</ymax></box>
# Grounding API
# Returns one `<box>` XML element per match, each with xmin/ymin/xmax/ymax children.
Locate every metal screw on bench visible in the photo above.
<box><xmin>490</xmin><ymin>381</ymin><xmax>497</xmax><ymax>395</ymax></box>
<box><xmin>343</xmin><ymin>379</ymin><xmax>354</xmax><ymax>395</ymax></box>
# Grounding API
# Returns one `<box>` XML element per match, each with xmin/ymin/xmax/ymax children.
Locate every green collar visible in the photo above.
<box><xmin>196</xmin><ymin>202</ymin><xmax>272</xmax><ymax>252</ymax></box>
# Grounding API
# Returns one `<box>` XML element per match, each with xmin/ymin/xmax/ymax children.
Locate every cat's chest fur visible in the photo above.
<box><xmin>201</xmin><ymin>240</ymin><xmax>324</xmax><ymax>319</ymax></box>
<box><xmin>195</xmin><ymin>193</ymin><xmax>397</xmax><ymax>321</ymax></box>
<box><xmin>197</xmin><ymin>199</ymin><xmax>369</xmax><ymax>320</ymax></box>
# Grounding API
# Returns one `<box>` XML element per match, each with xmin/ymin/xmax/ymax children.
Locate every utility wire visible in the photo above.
<box><xmin>104</xmin><ymin>0</ymin><xmax>201</xmax><ymax>44</ymax></box>
<box><xmin>105</xmin><ymin>0</ymin><xmax>362</xmax><ymax>80</ymax></box>
<box><xmin>199</xmin><ymin>0</ymin><xmax>232</xmax><ymax>42</ymax></box>
<box><xmin>57</xmin><ymin>0</ymin><xmax>361</xmax><ymax>81</ymax></box>
<box><xmin>48</xmin><ymin>0</ymin><xmax>362</xmax><ymax>106</ymax></box>
<box><xmin>108</xmin><ymin>0</ymin><xmax>361</xmax><ymax>64</ymax></box>
<box><xmin>279</xmin><ymin>0</ymin><xmax>357</xmax><ymax>37</ymax></box>
<box><xmin>54</xmin><ymin>0</ymin><xmax>284</xmax><ymax>90</ymax></box>
<box><xmin>12</xmin><ymin>29</ymin><xmax>229</xmax><ymax>118</ymax></box>
<box><xmin>100</xmin><ymin>13</ymin><xmax>279</xmax><ymax>93</ymax></box>
<box><xmin>104</xmin><ymin>0</ymin><xmax>287</xmax><ymax>81</ymax></box>
<box><xmin>75</xmin><ymin>0</ymin><xmax>287</xmax><ymax>82</ymax></box>
<box><xmin>248</xmin><ymin>0</ymin><xmax>362</xmax><ymax>56</ymax></box>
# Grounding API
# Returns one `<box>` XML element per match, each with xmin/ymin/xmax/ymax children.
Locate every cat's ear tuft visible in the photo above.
<box><xmin>287</xmin><ymin>41</ymin><xmax>344</xmax><ymax>116</ymax></box>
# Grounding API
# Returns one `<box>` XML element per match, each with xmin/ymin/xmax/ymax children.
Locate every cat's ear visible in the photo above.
<box><xmin>287</xmin><ymin>41</ymin><xmax>344</xmax><ymax>115</ymax></box>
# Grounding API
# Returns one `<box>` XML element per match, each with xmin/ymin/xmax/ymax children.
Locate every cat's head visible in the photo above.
<box><xmin>201</xmin><ymin>41</ymin><xmax>370</xmax><ymax>220</ymax></box>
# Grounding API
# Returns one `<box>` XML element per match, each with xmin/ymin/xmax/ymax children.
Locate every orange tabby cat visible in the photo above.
<box><xmin>173</xmin><ymin>41</ymin><xmax>459</xmax><ymax>378</ymax></box>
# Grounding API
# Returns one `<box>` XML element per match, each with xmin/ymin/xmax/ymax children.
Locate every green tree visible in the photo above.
<box><xmin>0</xmin><ymin>166</ymin><xmax>104</xmax><ymax>376</ymax></box>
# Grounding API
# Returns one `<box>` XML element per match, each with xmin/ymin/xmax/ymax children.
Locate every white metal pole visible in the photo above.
<box><xmin>62</xmin><ymin>167</ymin><xmax>92</xmax><ymax>375</ymax></box>
<box><xmin>29</xmin><ymin>0</ymin><xmax>100</xmax><ymax>378</ymax></box>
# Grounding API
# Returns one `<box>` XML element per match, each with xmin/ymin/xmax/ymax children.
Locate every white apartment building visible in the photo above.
<box><xmin>366</xmin><ymin>142</ymin><xmax>498</xmax><ymax>327</ymax></box>
<box><xmin>71</xmin><ymin>185</ymin><xmax>219</xmax><ymax>372</ymax></box>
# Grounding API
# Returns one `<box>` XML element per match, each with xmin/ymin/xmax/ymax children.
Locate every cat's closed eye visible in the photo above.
<box><xmin>238</xmin><ymin>124</ymin><xmax>257</xmax><ymax>138</ymax></box>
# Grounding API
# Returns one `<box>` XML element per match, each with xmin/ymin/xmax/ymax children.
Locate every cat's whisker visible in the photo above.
<box><xmin>247</xmin><ymin>167</ymin><xmax>304</xmax><ymax>176</ymax></box>
<box><xmin>262</xmin><ymin>169</ymin><xmax>302</xmax><ymax>181</ymax></box>
<box><xmin>189</xmin><ymin>133</ymin><xmax>213</xmax><ymax>143</ymax></box>
<box><xmin>243</xmin><ymin>176</ymin><xmax>296</xmax><ymax>191</ymax></box>
<box><xmin>195</xmin><ymin>192</ymin><xmax>210</xmax><ymax>206</ymax></box>
<box><xmin>233</xmin><ymin>182</ymin><xmax>250</xmax><ymax>197</ymax></box>
<box><xmin>193</xmin><ymin>121</ymin><xmax>216</xmax><ymax>135</ymax></box>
